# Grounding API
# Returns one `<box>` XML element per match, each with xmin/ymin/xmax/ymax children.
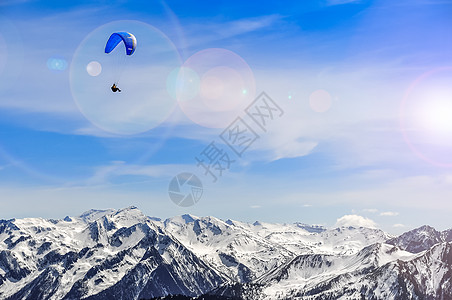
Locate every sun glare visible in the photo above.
<box><xmin>401</xmin><ymin>68</ymin><xmax>452</xmax><ymax>167</ymax></box>
<box><xmin>415</xmin><ymin>90</ymin><xmax>452</xmax><ymax>134</ymax></box>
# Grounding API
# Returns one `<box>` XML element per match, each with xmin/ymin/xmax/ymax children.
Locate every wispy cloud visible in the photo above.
<box><xmin>363</xmin><ymin>208</ymin><xmax>378</xmax><ymax>213</ymax></box>
<box><xmin>326</xmin><ymin>0</ymin><xmax>361</xmax><ymax>5</ymax></box>
<box><xmin>181</xmin><ymin>14</ymin><xmax>284</xmax><ymax>49</ymax></box>
<box><xmin>380</xmin><ymin>211</ymin><xmax>399</xmax><ymax>217</ymax></box>
<box><xmin>218</xmin><ymin>15</ymin><xmax>283</xmax><ymax>38</ymax></box>
<box><xmin>272</xmin><ymin>140</ymin><xmax>318</xmax><ymax>161</ymax></box>
<box><xmin>82</xmin><ymin>162</ymin><xmax>192</xmax><ymax>186</ymax></box>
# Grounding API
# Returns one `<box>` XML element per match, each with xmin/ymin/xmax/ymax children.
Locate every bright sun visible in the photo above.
<box><xmin>414</xmin><ymin>89</ymin><xmax>452</xmax><ymax>134</ymax></box>
<box><xmin>401</xmin><ymin>69</ymin><xmax>452</xmax><ymax>167</ymax></box>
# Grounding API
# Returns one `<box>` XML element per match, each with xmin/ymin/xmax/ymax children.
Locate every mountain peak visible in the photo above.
<box><xmin>113</xmin><ymin>206</ymin><xmax>141</xmax><ymax>215</ymax></box>
<box><xmin>387</xmin><ymin>224</ymin><xmax>443</xmax><ymax>253</ymax></box>
<box><xmin>78</xmin><ymin>208</ymin><xmax>116</xmax><ymax>223</ymax></box>
<box><xmin>181</xmin><ymin>214</ymin><xmax>198</xmax><ymax>223</ymax></box>
<box><xmin>110</xmin><ymin>206</ymin><xmax>146</xmax><ymax>226</ymax></box>
<box><xmin>163</xmin><ymin>214</ymin><xmax>201</xmax><ymax>227</ymax></box>
<box><xmin>77</xmin><ymin>206</ymin><xmax>146</xmax><ymax>228</ymax></box>
<box><xmin>416</xmin><ymin>225</ymin><xmax>438</xmax><ymax>233</ymax></box>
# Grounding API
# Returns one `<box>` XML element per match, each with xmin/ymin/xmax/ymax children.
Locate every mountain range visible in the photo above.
<box><xmin>0</xmin><ymin>206</ymin><xmax>450</xmax><ymax>299</ymax></box>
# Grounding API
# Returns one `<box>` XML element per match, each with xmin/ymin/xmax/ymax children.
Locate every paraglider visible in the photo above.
<box><xmin>111</xmin><ymin>83</ymin><xmax>121</xmax><ymax>92</ymax></box>
<box><xmin>105</xmin><ymin>32</ymin><xmax>136</xmax><ymax>92</ymax></box>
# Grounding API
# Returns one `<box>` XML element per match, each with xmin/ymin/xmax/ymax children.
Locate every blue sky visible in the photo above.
<box><xmin>1</xmin><ymin>0</ymin><xmax>452</xmax><ymax>234</ymax></box>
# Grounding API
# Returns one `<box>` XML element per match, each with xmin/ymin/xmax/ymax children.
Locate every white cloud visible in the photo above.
<box><xmin>303</xmin><ymin>204</ymin><xmax>313</xmax><ymax>207</ymax></box>
<box><xmin>250</xmin><ymin>205</ymin><xmax>261</xmax><ymax>209</ymax></box>
<box><xmin>363</xmin><ymin>208</ymin><xmax>378</xmax><ymax>213</ymax></box>
<box><xmin>393</xmin><ymin>223</ymin><xmax>405</xmax><ymax>228</ymax></box>
<box><xmin>243</xmin><ymin>63</ymin><xmax>413</xmax><ymax>165</ymax></box>
<box><xmin>380</xmin><ymin>211</ymin><xmax>399</xmax><ymax>217</ymax></box>
<box><xmin>335</xmin><ymin>214</ymin><xmax>377</xmax><ymax>228</ymax></box>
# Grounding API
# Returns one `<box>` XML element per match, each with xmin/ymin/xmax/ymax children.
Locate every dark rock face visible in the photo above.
<box><xmin>0</xmin><ymin>220</ymin><xmax>19</xmax><ymax>235</ymax></box>
<box><xmin>442</xmin><ymin>228</ymin><xmax>452</xmax><ymax>242</ymax></box>
<box><xmin>37</xmin><ymin>241</ymin><xmax>52</xmax><ymax>255</ymax></box>
<box><xmin>387</xmin><ymin>225</ymin><xmax>444</xmax><ymax>253</ymax></box>
<box><xmin>218</xmin><ymin>253</ymin><xmax>253</xmax><ymax>283</ymax></box>
<box><xmin>0</xmin><ymin>250</ymin><xmax>31</xmax><ymax>282</ymax></box>
<box><xmin>7</xmin><ymin>267</ymin><xmax>61</xmax><ymax>300</ymax></box>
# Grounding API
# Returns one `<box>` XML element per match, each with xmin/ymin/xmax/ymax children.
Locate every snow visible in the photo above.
<box><xmin>78</xmin><ymin>209</ymin><xmax>117</xmax><ymax>223</ymax></box>
<box><xmin>0</xmin><ymin>208</ymin><xmax>450</xmax><ymax>300</ymax></box>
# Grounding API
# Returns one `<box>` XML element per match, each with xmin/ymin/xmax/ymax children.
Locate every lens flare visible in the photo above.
<box><xmin>176</xmin><ymin>48</ymin><xmax>256</xmax><ymax>128</ymax></box>
<box><xmin>47</xmin><ymin>57</ymin><xmax>68</xmax><ymax>71</ymax></box>
<box><xmin>86</xmin><ymin>61</ymin><xmax>102</xmax><ymax>76</ymax></box>
<box><xmin>167</xmin><ymin>66</ymin><xmax>200</xmax><ymax>102</ymax></box>
<box><xmin>70</xmin><ymin>20</ymin><xmax>182</xmax><ymax>135</ymax></box>
<box><xmin>400</xmin><ymin>67</ymin><xmax>452</xmax><ymax>167</ymax></box>
<box><xmin>309</xmin><ymin>89</ymin><xmax>332</xmax><ymax>113</ymax></box>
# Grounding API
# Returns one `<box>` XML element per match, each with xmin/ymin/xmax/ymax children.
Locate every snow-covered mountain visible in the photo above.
<box><xmin>232</xmin><ymin>242</ymin><xmax>452</xmax><ymax>300</ymax></box>
<box><xmin>386</xmin><ymin>225</ymin><xmax>452</xmax><ymax>253</ymax></box>
<box><xmin>0</xmin><ymin>207</ymin><xmax>450</xmax><ymax>300</ymax></box>
<box><xmin>0</xmin><ymin>207</ymin><xmax>226</xmax><ymax>300</ymax></box>
<box><xmin>159</xmin><ymin>215</ymin><xmax>392</xmax><ymax>284</ymax></box>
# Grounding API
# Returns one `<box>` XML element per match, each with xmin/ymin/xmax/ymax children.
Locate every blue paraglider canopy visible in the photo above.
<box><xmin>105</xmin><ymin>32</ymin><xmax>137</xmax><ymax>56</ymax></box>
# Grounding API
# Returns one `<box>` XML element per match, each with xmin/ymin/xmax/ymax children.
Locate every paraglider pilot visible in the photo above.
<box><xmin>111</xmin><ymin>83</ymin><xmax>121</xmax><ymax>92</ymax></box>
<box><xmin>105</xmin><ymin>32</ymin><xmax>136</xmax><ymax>94</ymax></box>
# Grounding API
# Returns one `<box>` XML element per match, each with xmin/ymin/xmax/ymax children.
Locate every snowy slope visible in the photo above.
<box><xmin>0</xmin><ymin>207</ymin><xmax>450</xmax><ymax>300</ymax></box>
<box><xmin>226</xmin><ymin>220</ymin><xmax>391</xmax><ymax>255</ymax></box>
<box><xmin>158</xmin><ymin>215</ymin><xmax>295</xmax><ymax>283</ymax></box>
<box><xmin>256</xmin><ymin>243</ymin><xmax>416</xmax><ymax>299</ymax></box>
<box><xmin>0</xmin><ymin>207</ymin><xmax>226</xmax><ymax>300</ymax></box>
<box><xmin>158</xmin><ymin>216</ymin><xmax>391</xmax><ymax>284</ymax></box>
<box><xmin>212</xmin><ymin>243</ymin><xmax>452</xmax><ymax>300</ymax></box>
